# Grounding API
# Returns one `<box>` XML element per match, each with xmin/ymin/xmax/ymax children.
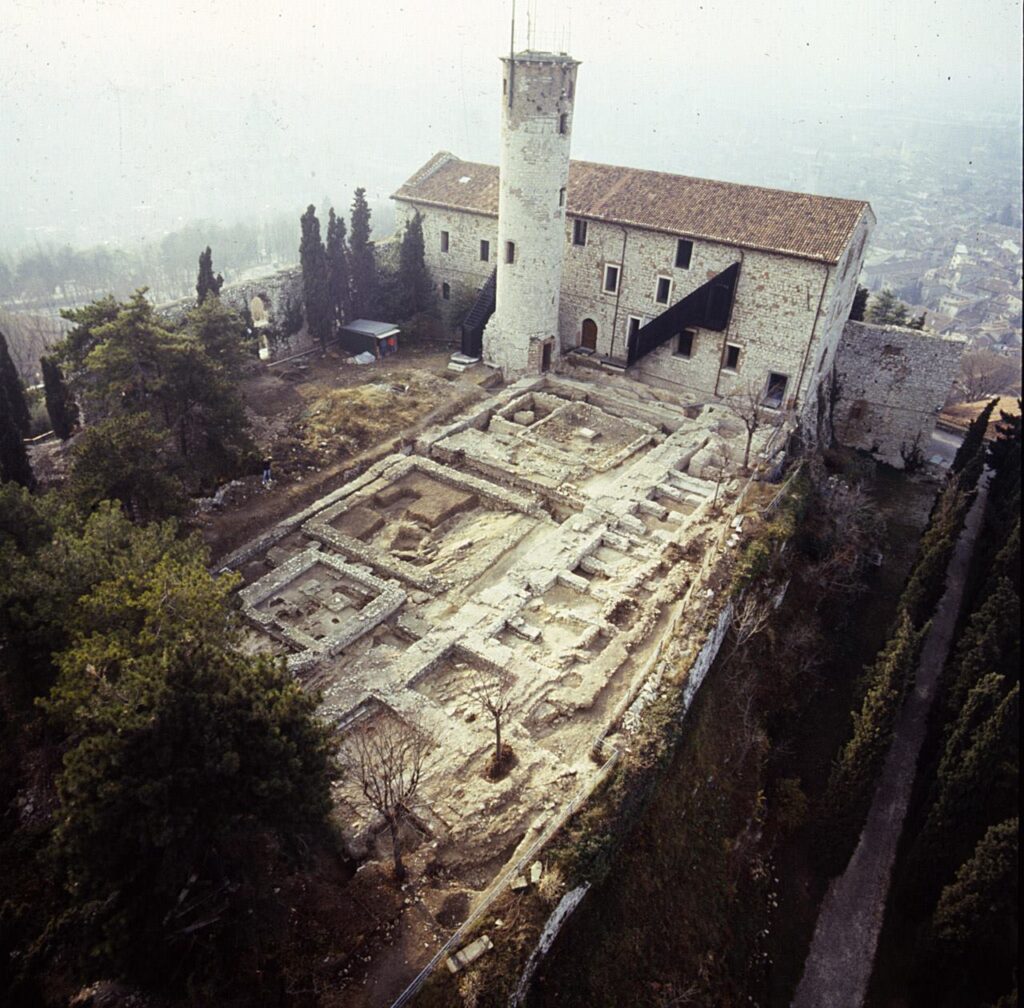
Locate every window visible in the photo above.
<box><xmin>559</xmin><ymin>113</ymin><xmax>568</xmax><ymax>134</ymax></box>
<box><xmin>480</xmin><ymin>239</ymin><xmax>490</xmax><ymax>262</ymax></box>
<box><xmin>675</xmin><ymin>239</ymin><xmax>693</xmax><ymax>269</ymax></box>
<box><xmin>572</xmin><ymin>218</ymin><xmax>588</xmax><ymax>246</ymax></box>
<box><xmin>559</xmin><ymin>187</ymin><xmax>566</xmax><ymax>207</ymax></box>
<box><xmin>676</xmin><ymin>329</ymin><xmax>695</xmax><ymax>358</ymax></box>
<box><xmin>723</xmin><ymin>343</ymin><xmax>741</xmax><ymax>371</ymax></box>
<box><xmin>505</xmin><ymin>241</ymin><xmax>516</xmax><ymax>264</ymax></box>
<box><xmin>602</xmin><ymin>263</ymin><xmax>620</xmax><ymax>294</ymax></box>
<box><xmin>440</xmin><ymin>230</ymin><xmax>449</xmax><ymax>253</ymax></box>
<box><xmin>441</xmin><ymin>282</ymin><xmax>451</xmax><ymax>301</ymax></box>
<box><xmin>763</xmin><ymin>372</ymin><xmax>788</xmax><ymax>408</ymax></box>
<box><xmin>655</xmin><ymin>276</ymin><xmax>672</xmax><ymax>304</ymax></box>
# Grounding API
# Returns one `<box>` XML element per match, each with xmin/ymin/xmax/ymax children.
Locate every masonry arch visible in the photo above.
<box><xmin>580</xmin><ymin>317</ymin><xmax>598</xmax><ymax>351</ymax></box>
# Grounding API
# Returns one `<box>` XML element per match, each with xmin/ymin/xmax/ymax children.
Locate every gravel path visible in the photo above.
<box><xmin>791</xmin><ymin>474</ymin><xmax>989</xmax><ymax>1008</ymax></box>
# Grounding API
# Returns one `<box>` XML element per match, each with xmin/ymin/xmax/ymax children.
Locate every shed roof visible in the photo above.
<box><xmin>392</xmin><ymin>151</ymin><xmax>872</xmax><ymax>264</ymax></box>
<box><xmin>342</xmin><ymin>319</ymin><xmax>400</xmax><ymax>339</ymax></box>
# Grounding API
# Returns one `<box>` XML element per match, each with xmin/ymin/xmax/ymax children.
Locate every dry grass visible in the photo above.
<box><xmin>299</xmin><ymin>372</ymin><xmax>454</xmax><ymax>456</ymax></box>
<box><xmin>939</xmin><ymin>395</ymin><xmax>1020</xmax><ymax>436</ymax></box>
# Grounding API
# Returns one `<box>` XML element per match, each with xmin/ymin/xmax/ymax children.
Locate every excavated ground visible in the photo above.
<box><xmin>218</xmin><ymin>365</ymin><xmax>775</xmax><ymax>1004</ymax></box>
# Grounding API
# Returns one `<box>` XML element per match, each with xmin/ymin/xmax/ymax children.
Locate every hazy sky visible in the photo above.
<box><xmin>2</xmin><ymin>0</ymin><xmax>1021</xmax><ymax>250</ymax></box>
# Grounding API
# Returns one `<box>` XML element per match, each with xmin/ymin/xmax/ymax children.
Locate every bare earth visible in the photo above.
<box><xmin>791</xmin><ymin>474</ymin><xmax>989</xmax><ymax>1008</ymax></box>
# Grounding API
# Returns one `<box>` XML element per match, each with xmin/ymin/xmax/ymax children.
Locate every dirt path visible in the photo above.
<box><xmin>791</xmin><ymin>474</ymin><xmax>989</xmax><ymax>1008</ymax></box>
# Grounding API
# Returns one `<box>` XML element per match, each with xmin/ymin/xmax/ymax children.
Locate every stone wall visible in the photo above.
<box><xmin>834</xmin><ymin>319</ymin><xmax>966</xmax><ymax>467</ymax></box>
<box><xmin>157</xmin><ymin>265</ymin><xmax>313</xmax><ymax>359</ymax></box>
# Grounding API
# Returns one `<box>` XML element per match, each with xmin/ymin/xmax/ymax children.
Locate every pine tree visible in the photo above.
<box><xmin>849</xmin><ymin>285</ymin><xmax>869</xmax><ymax>322</ymax></box>
<box><xmin>299</xmin><ymin>205</ymin><xmax>331</xmax><ymax>350</ymax></box>
<box><xmin>325</xmin><ymin>207</ymin><xmax>352</xmax><ymax>326</ymax></box>
<box><xmin>196</xmin><ymin>246</ymin><xmax>224</xmax><ymax>305</ymax></box>
<box><xmin>0</xmin><ymin>329</ymin><xmax>31</xmax><ymax>434</ymax></box>
<box><xmin>868</xmin><ymin>288</ymin><xmax>910</xmax><ymax>326</ymax></box>
<box><xmin>40</xmin><ymin>354</ymin><xmax>79</xmax><ymax>440</ymax></box>
<box><xmin>397</xmin><ymin>211</ymin><xmax>434</xmax><ymax>319</ymax></box>
<box><xmin>349</xmin><ymin>187</ymin><xmax>377</xmax><ymax>317</ymax></box>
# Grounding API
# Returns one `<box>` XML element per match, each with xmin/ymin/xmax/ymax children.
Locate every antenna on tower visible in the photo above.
<box><xmin>508</xmin><ymin>0</ymin><xmax>516</xmax><ymax>108</ymax></box>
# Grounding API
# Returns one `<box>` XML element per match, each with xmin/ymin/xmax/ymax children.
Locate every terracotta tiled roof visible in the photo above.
<box><xmin>392</xmin><ymin>151</ymin><xmax>872</xmax><ymax>264</ymax></box>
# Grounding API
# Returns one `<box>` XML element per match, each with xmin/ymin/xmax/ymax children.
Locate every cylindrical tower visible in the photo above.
<box><xmin>482</xmin><ymin>50</ymin><xmax>579</xmax><ymax>376</ymax></box>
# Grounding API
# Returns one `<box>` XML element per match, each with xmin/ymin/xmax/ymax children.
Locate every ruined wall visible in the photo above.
<box><xmin>834</xmin><ymin>319</ymin><xmax>966</xmax><ymax>467</ymax></box>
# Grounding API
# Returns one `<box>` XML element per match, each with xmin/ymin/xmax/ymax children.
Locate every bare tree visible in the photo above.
<box><xmin>950</xmin><ymin>349</ymin><xmax>1022</xmax><ymax>405</ymax></box>
<box><xmin>464</xmin><ymin>666</ymin><xmax>515</xmax><ymax>777</ymax></box>
<box><xmin>344</xmin><ymin>718</ymin><xmax>429</xmax><ymax>882</ymax></box>
<box><xmin>724</xmin><ymin>379</ymin><xmax>786</xmax><ymax>470</ymax></box>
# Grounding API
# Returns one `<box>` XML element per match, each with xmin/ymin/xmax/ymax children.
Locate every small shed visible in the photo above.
<box><xmin>338</xmin><ymin>319</ymin><xmax>400</xmax><ymax>359</ymax></box>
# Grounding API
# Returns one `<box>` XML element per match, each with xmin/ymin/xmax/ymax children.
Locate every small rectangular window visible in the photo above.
<box><xmin>655</xmin><ymin>276</ymin><xmax>672</xmax><ymax>304</ymax></box>
<box><xmin>559</xmin><ymin>113</ymin><xmax>568</xmax><ymax>134</ymax></box>
<box><xmin>505</xmin><ymin>241</ymin><xmax>515</xmax><ymax>264</ymax></box>
<box><xmin>763</xmin><ymin>372</ymin><xmax>788</xmax><ymax>408</ymax></box>
<box><xmin>440</xmin><ymin>230</ymin><xmax>449</xmax><ymax>253</ymax></box>
<box><xmin>675</xmin><ymin>239</ymin><xmax>693</xmax><ymax>269</ymax></box>
<box><xmin>603</xmin><ymin>264</ymin><xmax>620</xmax><ymax>294</ymax></box>
<box><xmin>572</xmin><ymin>218</ymin><xmax>587</xmax><ymax>246</ymax></box>
<box><xmin>441</xmin><ymin>282</ymin><xmax>450</xmax><ymax>301</ymax></box>
<box><xmin>676</xmin><ymin>329</ymin><xmax>695</xmax><ymax>358</ymax></box>
<box><xmin>723</xmin><ymin>343</ymin><xmax>741</xmax><ymax>371</ymax></box>
<box><xmin>480</xmin><ymin>239</ymin><xmax>490</xmax><ymax>262</ymax></box>
<box><xmin>559</xmin><ymin>187</ymin><xmax>565</xmax><ymax>207</ymax></box>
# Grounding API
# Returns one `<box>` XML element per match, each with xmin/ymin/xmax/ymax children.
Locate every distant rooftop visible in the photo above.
<box><xmin>393</xmin><ymin>152</ymin><xmax>873</xmax><ymax>264</ymax></box>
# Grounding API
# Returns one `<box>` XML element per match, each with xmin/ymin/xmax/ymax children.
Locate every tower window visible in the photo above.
<box><xmin>441</xmin><ymin>282</ymin><xmax>451</xmax><ymax>301</ymax></box>
<box><xmin>440</xmin><ymin>230</ymin><xmax>449</xmax><ymax>253</ymax></box>
<box><xmin>480</xmin><ymin>239</ymin><xmax>490</xmax><ymax>262</ymax></box>
<box><xmin>655</xmin><ymin>276</ymin><xmax>672</xmax><ymax>304</ymax></box>
<box><xmin>559</xmin><ymin>187</ymin><xmax>565</xmax><ymax>207</ymax></box>
<box><xmin>676</xmin><ymin>329</ymin><xmax>695</xmax><ymax>358</ymax></box>
<box><xmin>763</xmin><ymin>372</ymin><xmax>789</xmax><ymax>408</ymax></box>
<box><xmin>505</xmin><ymin>241</ymin><xmax>515</xmax><ymax>264</ymax></box>
<box><xmin>723</xmin><ymin>343</ymin><xmax>741</xmax><ymax>371</ymax></box>
<box><xmin>572</xmin><ymin>219</ymin><xmax>588</xmax><ymax>246</ymax></box>
<box><xmin>675</xmin><ymin>239</ymin><xmax>693</xmax><ymax>269</ymax></box>
<box><xmin>559</xmin><ymin>113</ymin><xmax>568</xmax><ymax>134</ymax></box>
<box><xmin>602</xmin><ymin>264</ymin><xmax>620</xmax><ymax>294</ymax></box>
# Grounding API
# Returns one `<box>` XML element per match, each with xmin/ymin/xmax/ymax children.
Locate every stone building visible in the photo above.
<box><xmin>386</xmin><ymin>45</ymin><xmax>962</xmax><ymax>465</ymax></box>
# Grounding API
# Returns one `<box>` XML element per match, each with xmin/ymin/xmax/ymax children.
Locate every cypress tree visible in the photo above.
<box><xmin>849</xmin><ymin>284</ymin><xmax>869</xmax><ymax>322</ymax></box>
<box><xmin>869</xmin><ymin>288</ymin><xmax>910</xmax><ymax>326</ymax></box>
<box><xmin>397</xmin><ymin>211</ymin><xmax>434</xmax><ymax>319</ymax></box>
<box><xmin>0</xmin><ymin>380</ymin><xmax>35</xmax><ymax>489</ymax></box>
<box><xmin>0</xmin><ymin>329</ymin><xmax>31</xmax><ymax>434</ymax></box>
<box><xmin>349</xmin><ymin>187</ymin><xmax>377</xmax><ymax>317</ymax></box>
<box><xmin>40</xmin><ymin>354</ymin><xmax>79</xmax><ymax>440</ymax></box>
<box><xmin>326</xmin><ymin>207</ymin><xmax>352</xmax><ymax>326</ymax></box>
<box><xmin>299</xmin><ymin>205</ymin><xmax>331</xmax><ymax>350</ymax></box>
<box><xmin>195</xmin><ymin>246</ymin><xmax>224</xmax><ymax>305</ymax></box>
<box><xmin>951</xmin><ymin>397</ymin><xmax>997</xmax><ymax>475</ymax></box>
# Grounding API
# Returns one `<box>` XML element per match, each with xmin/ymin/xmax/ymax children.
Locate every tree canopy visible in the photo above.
<box><xmin>299</xmin><ymin>205</ymin><xmax>331</xmax><ymax>350</ymax></box>
<box><xmin>196</xmin><ymin>245</ymin><xmax>224</xmax><ymax>305</ymax></box>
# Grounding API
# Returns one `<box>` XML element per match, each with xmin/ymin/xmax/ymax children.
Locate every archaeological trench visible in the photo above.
<box><xmin>222</xmin><ymin>370</ymin><xmax>776</xmax><ymax>982</ymax></box>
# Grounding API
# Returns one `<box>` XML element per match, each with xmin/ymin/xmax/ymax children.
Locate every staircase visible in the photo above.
<box><xmin>460</xmin><ymin>268</ymin><xmax>497</xmax><ymax>358</ymax></box>
<box><xmin>625</xmin><ymin>261</ymin><xmax>741</xmax><ymax>366</ymax></box>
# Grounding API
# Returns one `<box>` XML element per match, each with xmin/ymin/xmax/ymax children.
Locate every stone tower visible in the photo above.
<box><xmin>482</xmin><ymin>50</ymin><xmax>579</xmax><ymax>377</ymax></box>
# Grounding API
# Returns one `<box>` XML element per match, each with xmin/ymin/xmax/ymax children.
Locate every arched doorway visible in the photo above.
<box><xmin>580</xmin><ymin>318</ymin><xmax>598</xmax><ymax>351</ymax></box>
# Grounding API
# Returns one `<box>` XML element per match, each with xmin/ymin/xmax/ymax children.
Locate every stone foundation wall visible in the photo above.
<box><xmin>833</xmin><ymin>319</ymin><xmax>966</xmax><ymax>467</ymax></box>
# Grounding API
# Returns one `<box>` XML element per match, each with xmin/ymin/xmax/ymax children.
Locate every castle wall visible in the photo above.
<box><xmin>833</xmin><ymin>319</ymin><xmax>965</xmax><ymax>467</ymax></box>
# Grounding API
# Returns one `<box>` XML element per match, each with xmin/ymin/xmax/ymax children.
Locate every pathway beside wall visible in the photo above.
<box><xmin>791</xmin><ymin>473</ymin><xmax>989</xmax><ymax>1008</ymax></box>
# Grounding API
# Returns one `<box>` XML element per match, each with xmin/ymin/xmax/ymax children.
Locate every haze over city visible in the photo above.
<box><xmin>3</xmin><ymin>0</ymin><xmax>1021</xmax><ymax>252</ymax></box>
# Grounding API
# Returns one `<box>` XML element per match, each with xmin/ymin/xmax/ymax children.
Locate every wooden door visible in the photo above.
<box><xmin>581</xmin><ymin>318</ymin><xmax>598</xmax><ymax>350</ymax></box>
